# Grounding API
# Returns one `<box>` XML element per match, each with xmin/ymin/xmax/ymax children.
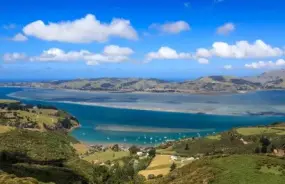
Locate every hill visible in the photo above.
<box><xmin>0</xmin><ymin>75</ymin><xmax>266</xmax><ymax>94</ymax></box>
<box><xmin>245</xmin><ymin>69</ymin><xmax>285</xmax><ymax>89</ymax></box>
<box><xmin>142</xmin><ymin>122</ymin><xmax>285</xmax><ymax>183</ymax></box>
<box><xmin>0</xmin><ymin>100</ymin><xmax>79</xmax><ymax>132</ymax></box>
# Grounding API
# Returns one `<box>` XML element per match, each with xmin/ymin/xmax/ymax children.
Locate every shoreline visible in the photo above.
<box><xmin>0</xmin><ymin>85</ymin><xmax>252</xmax><ymax>95</ymax></box>
<box><xmin>6</xmin><ymin>91</ymin><xmax>285</xmax><ymax>117</ymax></box>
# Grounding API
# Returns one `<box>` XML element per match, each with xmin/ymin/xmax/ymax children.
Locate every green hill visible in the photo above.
<box><xmin>148</xmin><ymin>155</ymin><xmax>285</xmax><ymax>184</ymax></box>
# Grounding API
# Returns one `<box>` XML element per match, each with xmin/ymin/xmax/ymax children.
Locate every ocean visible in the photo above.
<box><xmin>1</xmin><ymin>87</ymin><xmax>285</xmax><ymax>146</ymax></box>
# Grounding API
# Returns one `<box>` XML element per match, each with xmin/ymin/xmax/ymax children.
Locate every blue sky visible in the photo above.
<box><xmin>1</xmin><ymin>0</ymin><xmax>285</xmax><ymax>80</ymax></box>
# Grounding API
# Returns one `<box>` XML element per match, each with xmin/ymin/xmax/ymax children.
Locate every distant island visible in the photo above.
<box><xmin>1</xmin><ymin>69</ymin><xmax>285</xmax><ymax>94</ymax></box>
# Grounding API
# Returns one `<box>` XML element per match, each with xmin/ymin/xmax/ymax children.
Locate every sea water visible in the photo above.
<box><xmin>1</xmin><ymin>87</ymin><xmax>285</xmax><ymax>145</ymax></box>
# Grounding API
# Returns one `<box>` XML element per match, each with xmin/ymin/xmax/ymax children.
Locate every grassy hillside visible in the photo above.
<box><xmin>148</xmin><ymin>155</ymin><xmax>285</xmax><ymax>184</ymax></box>
<box><xmin>0</xmin><ymin>100</ymin><xmax>79</xmax><ymax>131</ymax></box>
<box><xmin>156</xmin><ymin>123</ymin><xmax>285</xmax><ymax>157</ymax></box>
<box><xmin>0</xmin><ymin>129</ymin><xmax>94</xmax><ymax>184</ymax></box>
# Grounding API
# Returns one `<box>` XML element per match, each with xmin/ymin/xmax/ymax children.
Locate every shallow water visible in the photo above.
<box><xmin>1</xmin><ymin>87</ymin><xmax>285</xmax><ymax>145</ymax></box>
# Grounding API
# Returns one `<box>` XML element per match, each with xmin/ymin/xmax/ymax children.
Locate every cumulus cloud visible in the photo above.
<box><xmin>103</xmin><ymin>45</ymin><xmax>134</xmax><ymax>56</ymax></box>
<box><xmin>4</xmin><ymin>45</ymin><xmax>134</xmax><ymax>65</ymax></box>
<box><xmin>12</xmin><ymin>33</ymin><xmax>28</xmax><ymax>42</ymax></box>
<box><xmin>245</xmin><ymin>59</ymin><xmax>285</xmax><ymax>69</ymax></box>
<box><xmin>197</xmin><ymin>58</ymin><xmax>209</xmax><ymax>64</ymax></box>
<box><xmin>150</xmin><ymin>21</ymin><xmax>190</xmax><ymax>34</ymax></box>
<box><xmin>30</xmin><ymin>48</ymin><xmax>90</xmax><ymax>62</ymax></box>
<box><xmin>146</xmin><ymin>47</ymin><xmax>192</xmax><ymax>61</ymax></box>
<box><xmin>224</xmin><ymin>65</ymin><xmax>233</xmax><ymax>70</ymax></box>
<box><xmin>196</xmin><ymin>48</ymin><xmax>212</xmax><ymax>58</ymax></box>
<box><xmin>216</xmin><ymin>23</ymin><xmax>235</xmax><ymax>35</ymax></box>
<box><xmin>3</xmin><ymin>53</ymin><xmax>27</xmax><ymax>62</ymax></box>
<box><xmin>195</xmin><ymin>40</ymin><xmax>283</xmax><ymax>59</ymax></box>
<box><xmin>22</xmin><ymin>14</ymin><xmax>138</xmax><ymax>43</ymax></box>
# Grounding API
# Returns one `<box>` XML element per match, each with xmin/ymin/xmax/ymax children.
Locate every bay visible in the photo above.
<box><xmin>1</xmin><ymin>87</ymin><xmax>285</xmax><ymax>145</ymax></box>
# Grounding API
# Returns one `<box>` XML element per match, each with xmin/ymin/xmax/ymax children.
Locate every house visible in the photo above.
<box><xmin>137</xmin><ymin>152</ymin><xmax>144</xmax><ymax>156</ymax></box>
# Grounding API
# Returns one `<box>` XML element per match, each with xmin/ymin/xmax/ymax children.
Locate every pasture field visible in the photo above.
<box><xmin>149</xmin><ymin>155</ymin><xmax>285</xmax><ymax>184</ymax></box>
<box><xmin>83</xmin><ymin>149</ymin><xmax>129</xmax><ymax>163</ymax></box>
<box><xmin>0</xmin><ymin>125</ymin><xmax>15</xmax><ymax>134</ymax></box>
<box><xmin>139</xmin><ymin>155</ymin><xmax>172</xmax><ymax>178</ymax></box>
<box><xmin>236</xmin><ymin>127</ymin><xmax>285</xmax><ymax>136</ymax></box>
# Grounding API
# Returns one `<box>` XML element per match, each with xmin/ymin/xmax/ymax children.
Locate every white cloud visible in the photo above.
<box><xmin>103</xmin><ymin>45</ymin><xmax>134</xmax><ymax>56</ymax></box>
<box><xmin>197</xmin><ymin>58</ymin><xmax>209</xmax><ymax>64</ymax></box>
<box><xmin>23</xmin><ymin>14</ymin><xmax>138</xmax><ymax>43</ymax></box>
<box><xmin>12</xmin><ymin>33</ymin><xmax>28</xmax><ymax>42</ymax></box>
<box><xmin>224</xmin><ymin>65</ymin><xmax>233</xmax><ymax>70</ymax></box>
<box><xmin>195</xmin><ymin>40</ymin><xmax>284</xmax><ymax>59</ymax></box>
<box><xmin>245</xmin><ymin>59</ymin><xmax>285</xmax><ymax>69</ymax></box>
<box><xmin>5</xmin><ymin>45</ymin><xmax>134</xmax><ymax>65</ymax></box>
<box><xmin>196</xmin><ymin>48</ymin><xmax>212</xmax><ymax>58</ymax></box>
<box><xmin>30</xmin><ymin>48</ymin><xmax>90</xmax><ymax>62</ymax></box>
<box><xmin>216</xmin><ymin>23</ymin><xmax>235</xmax><ymax>35</ymax></box>
<box><xmin>150</xmin><ymin>21</ymin><xmax>190</xmax><ymax>34</ymax></box>
<box><xmin>3</xmin><ymin>53</ymin><xmax>27</xmax><ymax>62</ymax></box>
<box><xmin>146</xmin><ymin>47</ymin><xmax>192</xmax><ymax>61</ymax></box>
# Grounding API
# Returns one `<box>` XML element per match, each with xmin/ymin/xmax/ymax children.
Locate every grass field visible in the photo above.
<box><xmin>72</xmin><ymin>143</ymin><xmax>90</xmax><ymax>155</ymax></box>
<box><xmin>139</xmin><ymin>155</ymin><xmax>172</xmax><ymax>178</ymax></box>
<box><xmin>211</xmin><ymin>155</ymin><xmax>285</xmax><ymax>184</ymax></box>
<box><xmin>206</xmin><ymin>134</ymin><xmax>222</xmax><ymax>140</ymax></box>
<box><xmin>149</xmin><ymin>155</ymin><xmax>285</xmax><ymax>184</ymax></box>
<box><xmin>0</xmin><ymin>125</ymin><xmax>15</xmax><ymax>134</ymax></box>
<box><xmin>156</xmin><ymin>148</ymin><xmax>176</xmax><ymax>155</ymax></box>
<box><xmin>0</xmin><ymin>99</ymin><xmax>19</xmax><ymax>104</ymax></box>
<box><xmin>0</xmin><ymin>107</ymin><xmax>78</xmax><ymax>131</ymax></box>
<box><xmin>236</xmin><ymin>127</ymin><xmax>285</xmax><ymax>136</ymax></box>
<box><xmin>83</xmin><ymin>149</ymin><xmax>129</xmax><ymax>163</ymax></box>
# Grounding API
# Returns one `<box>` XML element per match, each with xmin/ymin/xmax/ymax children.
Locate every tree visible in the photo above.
<box><xmin>185</xmin><ymin>143</ymin><xmax>189</xmax><ymax>150</ymax></box>
<box><xmin>111</xmin><ymin>144</ymin><xmax>119</xmax><ymax>152</ymax></box>
<box><xmin>170</xmin><ymin>162</ymin><xmax>176</xmax><ymax>171</ymax></box>
<box><xmin>254</xmin><ymin>147</ymin><xmax>260</xmax><ymax>154</ymax></box>
<box><xmin>129</xmin><ymin>145</ymin><xmax>140</xmax><ymax>155</ymax></box>
<box><xmin>92</xmin><ymin>165</ymin><xmax>110</xmax><ymax>184</ymax></box>
<box><xmin>148</xmin><ymin>148</ymin><xmax>156</xmax><ymax>158</ymax></box>
<box><xmin>261</xmin><ymin>145</ymin><xmax>267</xmax><ymax>153</ymax></box>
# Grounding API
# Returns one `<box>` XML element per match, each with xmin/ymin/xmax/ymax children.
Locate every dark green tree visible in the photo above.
<box><xmin>170</xmin><ymin>162</ymin><xmax>176</xmax><ymax>171</ymax></box>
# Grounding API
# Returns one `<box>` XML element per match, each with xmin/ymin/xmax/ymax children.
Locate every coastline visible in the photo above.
<box><xmin>0</xmin><ymin>85</ymin><xmax>250</xmax><ymax>95</ymax></box>
<box><xmin>6</xmin><ymin>89</ymin><xmax>285</xmax><ymax>117</ymax></box>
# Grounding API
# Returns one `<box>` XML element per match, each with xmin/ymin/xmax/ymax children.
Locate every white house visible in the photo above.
<box><xmin>170</xmin><ymin>155</ymin><xmax>178</xmax><ymax>161</ymax></box>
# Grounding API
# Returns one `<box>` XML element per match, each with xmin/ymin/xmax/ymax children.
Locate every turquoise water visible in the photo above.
<box><xmin>1</xmin><ymin>87</ymin><xmax>285</xmax><ymax>145</ymax></box>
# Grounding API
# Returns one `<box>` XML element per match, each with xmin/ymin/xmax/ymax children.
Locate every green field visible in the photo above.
<box><xmin>236</xmin><ymin>127</ymin><xmax>285</xmax><ymax>136</ymax></box>
<box><xmin>149</xmin><ymin>155</ymin><xmax>285</xmax><ymax>184</ymax></box>
<box><xmin>0</xmin><ymin>103</ymin><xmax>78</xmax><ymax>131</ymax></box>
<box><xmin>0</xmin><ymin>99</ymin><xmax>19</xmax><ymax>104</ymax></box>
<box><xmin>0</xmin><ymin>125</ymin><xmax>15</xmax><ymax>134</ymax></box>
<box><xmin>83</xmin><ymin>149</ymin><xmax>129</xmax><ymax>163</ymax></box>
<box><xmin>206</xmin><ymin>134</ymin><xmax>222</xmax><ymax>140</ymax></box>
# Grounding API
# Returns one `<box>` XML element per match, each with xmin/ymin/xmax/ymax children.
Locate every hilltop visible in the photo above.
<box><xmin>0</xmin><ymin>100</ymin><xmax>79</xmax><ymax>132</ymax></box>
<box><xmin>3</xmin><ymin>70</ymin><xmax>285</xmax><ymax>94</ymax></box>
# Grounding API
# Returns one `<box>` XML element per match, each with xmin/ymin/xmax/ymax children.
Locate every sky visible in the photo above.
<box><xmin>1</xmin><ymin>0</ymin><xmax>285</xmax><ymax>80</ymax></box>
